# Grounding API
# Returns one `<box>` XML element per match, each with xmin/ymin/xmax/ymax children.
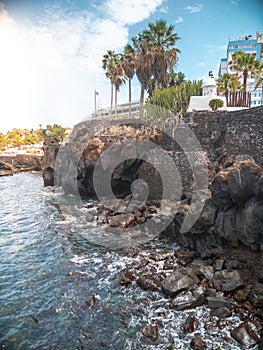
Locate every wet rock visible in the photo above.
<box><xmin>231</xmin><ymin>321</ymin><xmax>260</xmax><ymax>348</ymax></box>
<box><xmin>207</xmin><ymin>296</ymin><xmax>233</xmax><ymax>309</ymax></box>
<box><xmin>109</xmin><ymin>213</ymin><xmax>135</xmax><ymax>228</ymax></box>
<box><xmin>175</xmin><ymin>249</ymin><xmax>196</xmax><ymax>266</ymax></box>
<box><xmin>137</xmin><ymin>273</ymin><xmax>164</xmax><ymax>292</ymax></box>
<box><xmin>194</xmin><ymin>264</ymin><xmax>214</xmax><ymax>280</ymax></box>
<box><xmin>210</xmin><ymin>307</ymin><xmax>232</xmax><ymax>319</ymax></box>
<box><xmin>234</xmin><ymin>289</ymin><xmax>250</xmax><ymax>303</ymax></box>
<box><xmin>224</xmin><ymin>259</ymin><xmax>240</xmax><ymax>270</ymax></box>
<box><xmin>163</xmin><ymin>258</ymin><xmax>175</xmax><ymax>270</ymax></box>
<box><xmin>162</xmin><ymin>267</ymin><xmax>199</xmax><ymax>296</ymax></box>
<box><xmin>214</xmin><ymin>259</ymin><xmax>224</xmax><ymax>271</ymax></box>
<box><xmin>85</xmin><ymin>212</ymin><xmax>94</xmax><ymax>222</ymax></box>
<box><xmin>117</xmin><ymin>269</ymin><xmax>136</xmax><ymax>286</ymax></box>
<box><xmin>136</xmin><ymin>216</ymin><xmax>146</xmax><ymax>224</ymax></box>
<box><xmin>248</xmin><ymin>284</ymin><xmax>263</xmax><ymax>308</ymax></box>
<box><xmin>170</xmin><ymin>284</ymin><xmax>207</xmax><ymax>311</ymax></box>
<box><xmin>85</xmin><ymin>294</ymin><xmax>97</xmax><ymax>308</ymax></box>
<box><xmin>97</xmin><ymin>212</ymin><xmax>108</xmax><ymax>224</ymax></box>
<box><xmin>190</xmin><ymin>335</ymin><xmax>207</xmax><ymax>349</ymax></box>
<box><xmin>42</xmin><ymin>138</ymin><xmax>60</xmax><ymax>186</ymax></box>
<box><xmin>141</xmin><ymin>323</ymin><xmax>159</xmax><ymax>341</ymax></box>
<box><xmin>0</xmin><ymin>161</ymin><xmax>14</xmax><ymax>176</ymax></box>
<box><xmin>182</xmin><ymin>315</ymin><xmax>198</xmax><ymax>333</ymax></box>
<box><xmin>213</xmin><ymin>270</ymin><xmax>243</xmax><ymax>291</ymax></box>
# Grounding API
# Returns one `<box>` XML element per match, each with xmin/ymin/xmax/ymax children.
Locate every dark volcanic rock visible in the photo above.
<box><xmin>141</xmin><ymin>323</ymin><xmax>159</xmax><ymax>341</ymax></box>
<box><xmin>207</xmin><ymin>296</ymin><xmax>233</xmax><ymax>309</ymax></box>
<box><xmin>0</xmin><ymin>161</ymin><xmax>14</xmax><ymax>176</ymax></box>
<box><xmin>137</xmin><ymin>273</ymin><xmax>164</xmax><ymax>292</ymax></box>
<box><xmin>164</xmin><ymin>160</ymin><xmax>263</xmax><ymax>252</ymax></box>
<box><xmin>212</xmin><ymin>270</ymin><xmax>243</xmax><ymax>291</ymax></box>
<box><xmin>231</xmin><ymin>321</ymin><xmax>260</xmax><ymax>348</ymax></box>
<box><xmin>248</xmin><ymin>284</ymin><xmax>263</xmax><ymax>308</ymax></box>
<box><xmin>42</xmin><ymin>138</ymin><xmax>60</xmax><ymax>186</ymax></box>
<box><xmin>169</xmin><ymin>284</ymin><xmax>207</xmax><ymax>311</ymax></box>
<box><xmin>117</xmin><ymin>269</ymin><xmax>136</xmax><ymax>286</ymax></box>
<box><xmin>109</xmin><ymin>213</ymin><xmax>136</xmax><ymax>228</ymax></box>
<box><xmin>162</xmin><ymin>267</ymin><xmax>199</xmax><ymax>296</ymax></box>
<box><xmin>190</xmin><ymin>335</ymin><xmax>207</xmax><ymax>349</ymax></box>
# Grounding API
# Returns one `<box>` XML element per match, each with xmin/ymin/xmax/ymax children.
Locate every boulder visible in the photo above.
<box><xmin>162</xmin><ymin>267</ymin><xmax>199</xmax><ymax>296</ymax></box>
<box><xmin>141</xmin><ymin>323</ymin><xmax>159</xmax><ymax>341</ymax></box>
<box><xmin>207</xmin><ymin>296</ymin><xmax>233</xmax><ymax>309</ymax></box>
<box><xmin>0</xmin><ymin>161</ymin><xmax>14</xmax><ymax>176</ymax></box>
<box><xmin>190</xmin><ymin>335</ymin><xmax>207</xmax><ymax>349</ymax></box>
<box><xmin>109</xmin><ymin>213</ymin><xmax>136</xmax><ymax>228</ymax></box>
<box><xmin>169</xmin><ymin>284</ymin><xmax>207</xmax><ymax>311</ymax></box>
<box><xmin>212</xmin><ymin>270</ymin><xmax>243</xmax><ymax>291</ymax></box>
<box><xmin>137</xmin><ymin>273</ymin><xmax>164</xmax><ymax>292</ymax></box>
<box><xmin>231</xmin><ymin>321</ymin><xmax>260</xmax><ymax>348</ymax></box>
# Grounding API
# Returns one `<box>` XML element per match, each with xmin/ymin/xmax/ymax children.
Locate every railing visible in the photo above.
<box><xmin>92</xmin><ymin>101</ymin><xmax>141</xmax><ymax>119</ymax></box>
<box><xmin>226</xmin><ymin>92</ymin><xmax>251</xmax><ymax>107</ymax></box>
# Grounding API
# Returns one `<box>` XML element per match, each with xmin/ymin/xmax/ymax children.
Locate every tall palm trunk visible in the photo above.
<box><xmin>115</xmin><ymin>86</ymin><xmax>118</xmax><ymax>118</ymax></box>
<box><xmin>110</xmin><ymin>83</ymin><xmax>113</xmax><ymax>118</ymax></box>
<box><xmin>140</xmin><ymin>86</ymin><xmax>145</xmax><ymax>113</ymax></box>
<box><xmin>128</xmin><ymin>78</ymin><xmax>132</xmax><ymax>118</ymax></box>
<box><xmin>243</xmin><ymin>71</ymin><xmax>248</xmax><ymax>106</ymax></box>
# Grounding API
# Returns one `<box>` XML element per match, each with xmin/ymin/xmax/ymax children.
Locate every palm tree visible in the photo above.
<box><xmin>122</xmin><ymin>45</ymin><xmax>135</xmax><ymax>118</ymax></box>
<box><xmin>131</xmin><ymin>31</ymin><xmax>153</xmax><ymax>110</ymax></box>
<box><xmin>229</xmin><ymin>51</ymin><xmax>263</xmax><ymax>104</ymax></box>
<box><xmin>217</xmin><ymin>73</ymin><xmax>231</xmax><ymax>96</ymax></box>
<box><xmin>112</xmin><ymin>64</ymin><xmax>127</xmax><ymax>117</ymax></box>
<box><xmin>102</xmin><ymin>50</ymin><xmax>118</xmax><ymax>118</ymax></box>
<box><xmin>146</xmin><ymin>19</ymin><xmax>181</xmax><ymax>91</ymax></box>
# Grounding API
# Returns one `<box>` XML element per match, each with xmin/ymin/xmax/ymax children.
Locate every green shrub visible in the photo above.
<box><xmin>209</xmin><ymin>98</ymin><xmax>224</xmax><ymax>111</ymax></box>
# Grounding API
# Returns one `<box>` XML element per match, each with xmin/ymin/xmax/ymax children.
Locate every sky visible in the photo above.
<box><xmin>0</xmin><ymin>0</ymin><xmax>262</xmax><ymax>132</ymax></box>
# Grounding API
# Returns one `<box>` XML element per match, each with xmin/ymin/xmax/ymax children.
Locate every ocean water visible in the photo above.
<box><xmin>0</xmin><ymin>173</ymin><xmax>255</xmax><ymax>349</ymax></box>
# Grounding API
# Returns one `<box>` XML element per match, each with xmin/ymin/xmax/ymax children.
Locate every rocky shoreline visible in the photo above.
<box><xmin>0</xmin><ymin>154</ymin><xmax>42</xmax><ymax>176</ymax></box>
<box><xmin>40</xmin><ymin>111</ymin><xmax>263</xmax><ymax>348</ymax></box>
<box><xmin>113</xmin><ymin>243</ymin><xmax>263</xmax><ymax>349</ymax></box>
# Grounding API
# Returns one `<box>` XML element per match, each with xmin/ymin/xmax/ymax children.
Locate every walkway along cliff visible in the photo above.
<box><xmin>42</xmin><ymin>106</ymin><xmax>263</xmax><ymax>252</ymax></box>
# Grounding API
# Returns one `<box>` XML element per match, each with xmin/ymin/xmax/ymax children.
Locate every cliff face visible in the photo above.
<box><xmin>42</xmin><ymin>139</ymin><xmax>60</xmax><ymax>186</ymax></box>
<box><xmin>164</xmin><ymin>160</ymin><xmax>263</xmax><ymax>252</ymax></box>
<box><xmin>41</xmin><ymin>107</ymin><xmax>263</xmax><ymax>251</ymax></box>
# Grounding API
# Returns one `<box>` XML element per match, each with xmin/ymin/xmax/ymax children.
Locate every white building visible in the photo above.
<box><xmin>187</xmin><ymin>74</ymin><xmax>226</xmax><ymax>112</ymax></box>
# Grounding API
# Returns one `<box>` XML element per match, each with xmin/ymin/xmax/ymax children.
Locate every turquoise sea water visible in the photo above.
<box><xmin>0</xmin><ymin>173</ymin><xmax>256</xmax><ymax>349</ymax></box>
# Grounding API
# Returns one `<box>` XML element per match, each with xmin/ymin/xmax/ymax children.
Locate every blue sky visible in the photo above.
<box><xmin>0</xmin><ymin>0</ymin><xmax>262</xmax><ymax>132</ymax></box>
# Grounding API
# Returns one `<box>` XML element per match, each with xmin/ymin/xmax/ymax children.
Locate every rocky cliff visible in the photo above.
<box><xmin>41</xmin><ymin>107</ymin><xmax>263</xmax><ymax>252</ymax></box>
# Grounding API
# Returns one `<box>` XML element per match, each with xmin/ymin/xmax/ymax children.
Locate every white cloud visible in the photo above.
<box><xmin>105</xmin><ymin>0</ymin><xmax>165</xmax><ymax>25</ymax></box>
<box><xmin>185</xmin><ymin>4</ymin><xmax>203</xmax><ymax>13</ymax></box>
<box><xmin>196</xmin><ymin>62</ymin><xmax>207</xmax><ymax>67</ymax></box>
<box><xmin>231</xmin><ymin>0</ymin><xmax>239</xmax><ymax>6</ymax></box>
<box><xmin>0</xmin><ymin>4</ymin><xmax>136</xmax><ymax>132</ymax></box>
<box><xmin>175</xmin><ymin>16</ymin><xmax>183</xmax><ymax>24</ymax></box>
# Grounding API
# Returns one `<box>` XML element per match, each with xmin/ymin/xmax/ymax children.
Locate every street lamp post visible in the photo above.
<box><xmin>94</xmin><ymin>90</ymin><xmax>99</xmax><ymax>117</ymax></box>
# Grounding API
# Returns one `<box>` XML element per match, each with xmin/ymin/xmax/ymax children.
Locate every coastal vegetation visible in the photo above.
<box><xmin>102</xmin><ymin>19</ymin><xmax>194</xmax><ymax>117</ymax></box>
<box><xmin>209</xmin><ymin>98</ymin><xmax>224</xmax><ymax>111</ymax></box>
<box><xmin>0</xmin><ymin>124</ymin><xmax>67</xmax><ymax>150</ymax></box>
<box><xmin>147</xmin><ymin>79</ymin><xmax>202</xmax><ymax>116</ymax></box>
